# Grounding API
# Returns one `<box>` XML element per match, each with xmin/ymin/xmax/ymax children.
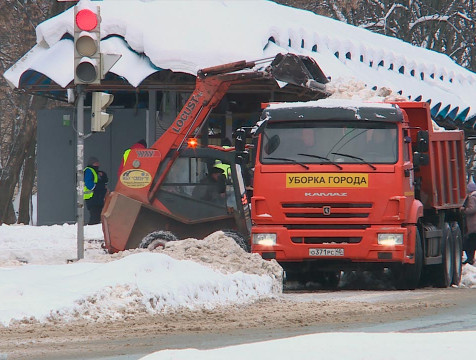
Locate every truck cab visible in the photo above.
<box><xmin>251</xmin><ymin>99</ymin><xmax>465</xmax><ymax>289</ymax></box>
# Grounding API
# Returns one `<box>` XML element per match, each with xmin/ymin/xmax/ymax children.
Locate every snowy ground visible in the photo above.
<box><xmin>140</xmin><ymin>331</ymin><xmax>476</xmax><ymax>360</ymax></box>
<box><xmin>2</xmin><ymin>223</ymin><xmax>476</xmax><ymax>359</ymax></box>
<box><xmin>0</xmin><ymin>224</ymin><xmax>282</xmax><ymax>327</ymax></box>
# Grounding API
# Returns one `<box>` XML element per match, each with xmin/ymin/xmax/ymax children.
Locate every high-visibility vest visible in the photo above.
<box><xmin>122</xmin><ymin>148</ymin><xmax>131</xmax><ymax>166</ymax></box>
<box><xmin>214</xmin><ymin>161</ymin><xmax>231</xmax><ymax>179</ymax></box>
<box><xmin>83</xmin><ymin>166</ymin><xmax>98</xmax><ymax>200</ymax></box>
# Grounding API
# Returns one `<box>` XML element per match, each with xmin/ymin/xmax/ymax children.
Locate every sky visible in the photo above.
<box><xmin>2</xmin><ymin>223</ymin><xmax>476</xmax><ymax>359</ymax></box>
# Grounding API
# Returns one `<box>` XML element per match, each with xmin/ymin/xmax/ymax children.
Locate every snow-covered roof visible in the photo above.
<box><xmin>4</xmin><ymin>0</ymin><xmax>476</xmax><ymax>124</ymax></box>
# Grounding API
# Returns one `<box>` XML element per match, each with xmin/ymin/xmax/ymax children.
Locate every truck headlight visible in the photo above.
<box><xmin>252</xmin><ymin>233</ymin><xmax>277</xmax><ymax>246</ymax></box>
<box><xmin>378</xmin><ymin>233</ymin><xmax>403</xmax><ymax>246</ymax></box>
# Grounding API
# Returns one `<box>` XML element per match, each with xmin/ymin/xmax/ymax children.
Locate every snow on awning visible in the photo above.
<box><xmin>4</xmin><ymin>0</ymin><xmax>476</xmax><ymax>124</ymax></box>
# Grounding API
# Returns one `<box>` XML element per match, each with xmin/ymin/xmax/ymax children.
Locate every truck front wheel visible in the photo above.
<box><xmin>395</xmin><ymin>230</ymin><xmax>423</xmax><ymax>290</ymax></box>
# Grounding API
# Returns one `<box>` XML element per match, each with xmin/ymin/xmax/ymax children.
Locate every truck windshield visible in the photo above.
<box><xmin>261</xmin><ymin>121</ymin><xmax>398</xmax><ymax>165</ymax></box>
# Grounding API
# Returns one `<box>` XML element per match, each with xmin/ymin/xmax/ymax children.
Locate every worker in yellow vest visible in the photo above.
<box><xmin>214</xmin><ymin>160</ymin><xmax>231</xmax><ymax>182</ymax></box>
<box><xmin>84</xmin><ymin>156</ymin><xmax>108</xmax><ymax>225</ymax></box>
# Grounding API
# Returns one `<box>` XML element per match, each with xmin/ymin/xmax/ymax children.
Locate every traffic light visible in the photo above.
<box><xmin>91</xmin><ymin>92</ymin><xmax>114</xmax><ymax>132</ymax></box>
<box><xmin>74</xmin><ymin>6</ymin><xmax>101</xmax><ymax>85</ymax></box>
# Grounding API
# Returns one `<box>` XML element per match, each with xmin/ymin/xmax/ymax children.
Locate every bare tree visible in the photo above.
<box><xmin>0</xmin><ymin>1</ymin><xmax>69</xmax><ymax>224</ymax></box>
<box><xmin>275</xmin><ymin>0</ymin><xmax>476</xmax><ymax>72</ymax></box>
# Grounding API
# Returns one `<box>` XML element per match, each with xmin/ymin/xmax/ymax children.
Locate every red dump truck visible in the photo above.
<box><xmin>251</xmin><ymin>99</ymin><xmax>465</xmax><ymax>289</ymax></box>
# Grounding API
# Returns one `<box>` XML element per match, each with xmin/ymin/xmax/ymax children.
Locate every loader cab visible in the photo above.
<box><xmin>153</xmin><ymin>147</ymin><xmax>251</xmax><ymax>238</ymax></box>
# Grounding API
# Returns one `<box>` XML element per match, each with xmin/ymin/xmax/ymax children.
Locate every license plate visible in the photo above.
<box><xmin>309</xmin><ymin>248</ymin><xmax>344</xmax><ymax>256</ymax></box>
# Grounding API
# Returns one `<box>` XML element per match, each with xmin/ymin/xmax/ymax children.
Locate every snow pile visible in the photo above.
<box><xmin>327</xmin><ymin>78</ymin><xmax>407</xmax><ymax>102</ymax></box>
<box><xmin>0</xmin><ymin>251</ymin><xmax>276</xmax><ymax>326</ymax></box>
<box><xmin>460</xmin><ymin>263</ymin><xmax>476</xmax><ymax>288</ymax></box>
<box><xmin>152</xmin><ymin>232</ymin><xmax>283</xmax><ymax>289</ymax></box>
<box><xmin>0</xmin><ymin>224</ymin><xmax>282</xmax><ymax>327</ymax></box>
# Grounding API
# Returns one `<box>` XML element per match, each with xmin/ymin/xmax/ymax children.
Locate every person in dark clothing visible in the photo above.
<box><xmin>193</xmin><ymin>167</ymin><xmax>226</xmax><ymax>203</ymax></box>
<box><xmin>462</xmin><ymin>181</ymin><xmax>476</xmax><ymax>265</ymax></box>
<box><xmin>84</xmin><ymin>156</ymin><xmax>109</xmax><ymax>225</ymax></box>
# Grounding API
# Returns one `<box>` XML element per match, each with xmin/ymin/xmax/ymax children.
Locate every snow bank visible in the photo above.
<box><xmin>0</xmin><ymin>225</ymin><xmax>282</xmax><ymax>327</ymax></box>
<box><xmin>139</xmin><ymin>331</ymin><xmax>476</xmax><ymax>360</ymax></box>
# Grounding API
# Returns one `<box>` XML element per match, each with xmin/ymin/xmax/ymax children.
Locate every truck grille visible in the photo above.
<box><xmin>285</xmin><ymin>224</ymin><xmax>369</xmax><ymax>230</ymax></box>
<box><xmin>282</xmin><ymin>202</ymin><xmax>372</xmax><ymax>219</ymax></box>
<box><xmin>291</xmin><ymin>237</ymin><xmax>362</xmax><ymax>244</ymax></box>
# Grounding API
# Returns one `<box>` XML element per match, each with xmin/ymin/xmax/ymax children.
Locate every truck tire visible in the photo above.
<box><xmin>433</xmin><ymin>222</ymin><xmax>454</xmax><ymax>288</ymax></box>
<box><xmin>450</xmin><ymin>221</ymin><xmax>463</xmax><ymax>286</ymax></box>
<box><xmin>139</xmin><ymin>230</ymin><xmax>178</xmax><ymax>250</ymax></box>
<box><xmin>395</xmin><ymin>230</ymin><xmax>423</xmax><ymax>290</ymax></box>
<box><xmin>222</xmin><ymin>230</ymin><xmax>250</xmax><ymax>252</ymax></box>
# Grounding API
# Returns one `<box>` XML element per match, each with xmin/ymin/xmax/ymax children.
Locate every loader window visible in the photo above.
<box><xmin>161</xmin><ymin>157</ymin><xmax>207</xmax><ymax>197</ymax></box>
<box><xmin>261</xmin><ymin>121</ymin><xmax>398</xmax><ymax>165</ymax></box>
<box><xmin>160</xmin><ymin>156</ymin><xmax>238</xmax><ymax>215</ymax></box>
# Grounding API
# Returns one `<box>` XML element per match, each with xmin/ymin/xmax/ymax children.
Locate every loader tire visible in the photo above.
<box><xmin>222</xmin><ymin>230</ymin><xmax>250</xmax><ymax>252</ymax></box>
<box><xmin>139</xmin><ymin>231</ymin><xmax>177</xmax><ymax>250</ymax></box>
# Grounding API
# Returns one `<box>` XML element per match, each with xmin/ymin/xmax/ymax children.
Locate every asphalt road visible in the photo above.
<box><xmin>3</xmin><ymin>287</ymin><xmax>475</xmax><ymax>360</ymax></box>
<box><xmin>71</xmin><ymin>288</ymin><xmax>476</xmax><ymax>359</ymax></box>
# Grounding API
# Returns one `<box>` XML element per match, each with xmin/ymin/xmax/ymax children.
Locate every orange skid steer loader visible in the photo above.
<box><xmin>101</xmin><ymin>53</ymin><xmax>328</xmax><ymax>253</ymax></box>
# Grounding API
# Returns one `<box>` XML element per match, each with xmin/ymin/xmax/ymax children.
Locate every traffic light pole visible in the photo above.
<box><xmin>76</xmin><ymin>85</ymin><xmax>85</xmax><ymax>260</ymax></box>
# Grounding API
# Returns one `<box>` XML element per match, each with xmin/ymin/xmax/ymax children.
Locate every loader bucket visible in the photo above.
<box><xmin>102</xmin><ymin>191</ymin><xmax>243</xmax><ymax>253</ymax></box>
<box><xmin>102</xmin><ymin>192</ymin><xmax>163</xmax><ymax>253</ymax></box>
<box><xmin>270</xmin><ymin>53</ymin><xmax>329</xmax><ymax>92</ymax></box>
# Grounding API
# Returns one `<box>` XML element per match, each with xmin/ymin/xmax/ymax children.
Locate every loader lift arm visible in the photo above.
<box><xmin>103</xmin><ymin>53</ymin><xmax>328</xmax><ymax>253</ymax></box>
<box><xmin>147</xmin><ymin>62</ymin><xmax>272</xmax><ymax>203</ymax></box>
<box><xmin>146</xmin><ymin>54</ymin><xmax>328</xmax><ymax>203</ymax></box>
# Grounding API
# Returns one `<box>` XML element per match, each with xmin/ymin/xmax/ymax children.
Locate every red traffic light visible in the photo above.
<box><xmin>75</xmin><ymin>9</ymin><xmax>98</xmax><ymax>31</ymax></box>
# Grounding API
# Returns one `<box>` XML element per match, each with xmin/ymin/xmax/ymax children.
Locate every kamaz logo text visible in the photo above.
<box><xmin>304</xmin><ymin>192</ymin><xmax>348</xmax><ymax>197</ymax></box>
<box><xmin>171</xmin><ymin>93</ymin><xmax>202</xmax><ymax>133</ymax></box>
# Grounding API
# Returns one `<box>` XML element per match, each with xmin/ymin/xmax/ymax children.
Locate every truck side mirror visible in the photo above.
<box><xmin>234</xmin><ymin>128</ymin><xmax>246</xmax><ymax>152</ymax></box>
<box><xmin>413</xmin><ymin>152</ymin><xmax>430</xmax><ymax>169</ymax></box>
<box><xmin>417</xmin><ymin>130</ymin><xmax>429</xmax><ymax>152</ymax></box>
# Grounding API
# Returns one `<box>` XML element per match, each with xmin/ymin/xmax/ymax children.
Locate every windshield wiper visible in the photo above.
<box><xmin>331</xmin><ymin>152</ymin><xmax>377</xmax><ymax>170</ymax></box>
<box><xmin>297</xmin><ymin>153</ymin><xmax>343</xmax><ymax>170</ymax></box>
<box><xmin>266</xmin><ymin>157</ymin><xmax>309</xmax><ymax>170</ymax></box>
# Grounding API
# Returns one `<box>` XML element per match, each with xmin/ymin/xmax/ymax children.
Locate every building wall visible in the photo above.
<box><xmin>37</xmin><ymin>108</ymin><xmax>147</xmax><ymax>225</ymax></box>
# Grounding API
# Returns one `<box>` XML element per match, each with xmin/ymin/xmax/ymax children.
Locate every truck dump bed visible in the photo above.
<box><xmin>397</xmin><ymin>102</ymin><xmax>466</xmax><ymax>210</ymax></box>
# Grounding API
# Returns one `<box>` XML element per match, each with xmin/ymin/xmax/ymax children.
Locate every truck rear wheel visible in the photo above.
<box><xmin>433</xmin><ymin>222</ymin><xmax>454</xmax><ymax>288</ymax></box>
<box><xmin>395</xmin><ymin>230</ymin><xmax>423</xmax><ymax>290</ymax></box>
<box><xmin>139</xmin><ymin>230</ymin><xmax>178</xmax><ymax>250</ymax></box>
<box><xmin>450</xmin><ymin>221</ymin><xmax>462</xmax><ymax>286</ymax></box>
